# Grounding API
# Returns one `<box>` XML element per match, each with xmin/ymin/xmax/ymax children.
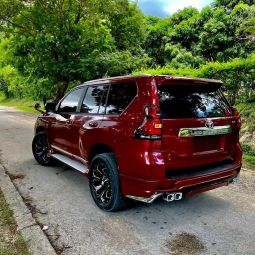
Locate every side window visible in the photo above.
<box><xmin>106</xmin><ymin>83</ymin><xmax>137</xmax><ymax>115</ymax></box>
<box><xmin>81</xmin><ymin>85</ymin><xmax>109</xmax><ymax>114</ymax></box>
<box><xmin>58</xmin><ymin>87</ymin><xmax>84</xmax><ymax>113</ymax></box>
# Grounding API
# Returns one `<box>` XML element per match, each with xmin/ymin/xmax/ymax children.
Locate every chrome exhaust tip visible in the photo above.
<box><xmin>163</xmin><ymin>192</ymin><xmax>183</xmax><ymax>202</ymax></box>
<box><xmin>163</xmin><ymin>193</ymin><xmax>175</xmax><ymax>202</ymax></box>
<box><xmin>174</xmin><ymin>192</ymin><xmax>183</xmax><ymax>201</ymax></box>
<box><xmin>230</xmin><ymin>176</ymin><xmax>240</xmax><ymax>184</ymax></box>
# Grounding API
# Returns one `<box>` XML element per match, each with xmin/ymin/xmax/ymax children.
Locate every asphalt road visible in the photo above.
<box><xmin>0</xmin><ymin>106</ymin><xmax>255</xmax><ymax>255</ymax></box>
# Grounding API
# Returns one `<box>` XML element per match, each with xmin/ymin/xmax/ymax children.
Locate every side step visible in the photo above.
<box><xmin>51</xmin><ymin>153</ymin><xmax>88</xmax><ymax>174</ymax></box>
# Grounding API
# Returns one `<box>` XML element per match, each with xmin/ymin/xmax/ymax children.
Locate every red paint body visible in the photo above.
<box><xmin>35</xmin><ymin>75</ymin><xmax>242</xmax><ymax>199</ymax></box>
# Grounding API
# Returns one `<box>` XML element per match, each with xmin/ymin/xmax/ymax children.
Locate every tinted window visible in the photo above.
<box><xmin>158</xmin><ymin>85</ymin><xmax>232</xmax><ymax>119</ymax></box>
<box><xmin>59</xmin><ymin>88</ymin><xmax>83</xmax><ymax>113</ymax></box>
<box><xmin>106</xmin><ymin>83</ymin><xmax>137</xmax><ymax>115</ymax></box>
<box><xmin>81</xmin><ymin>85</ymin><xmax>108</xmax><ymax>114</ymax></box>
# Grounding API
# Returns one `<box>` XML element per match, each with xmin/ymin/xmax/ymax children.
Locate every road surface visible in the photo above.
<box><xmin>0</xmin><ymin>106</ymin><xmax>255</xmax><ymax>255</ymax></box>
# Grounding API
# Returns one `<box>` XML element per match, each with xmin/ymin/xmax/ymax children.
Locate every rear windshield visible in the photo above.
<box><xmin>157</xmin><ymin>85</ymin><xmax>232</xmax><ymax>119</ymax></box>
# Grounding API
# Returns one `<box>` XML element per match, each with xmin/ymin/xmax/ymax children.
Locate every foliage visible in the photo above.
<box><xmin>0</xmin><ymin>0</ymin><xmax>147</xmax><ymax>100</ymax></box>
<box><xmin>236</xmin><ymin>105</ymin><xmax>255</xmax><ymax>171</ymax></box>
<box><xmin>0</xmin><ymin>0</ymin><xmax>254</xmax><ymax>101</ymax></box>
<box><xmin>236</xmin><ymin>103</ymin><xmax>255</xmax><ymax>118</ymax></box>
<box><xmin>242</xmin><ymin>143</ymin><xmax>255</xmax><ymax>157</ymax></box>
<box><xmin>145</xmin><ymin>2</ymin><xmax>255</xmax><ymax>67</ymax></box>
<box><xmin>243</xmin><ymin>155</ymin><xmax>255</xmax><ymax>169</ymax></box>
<box><xmin>136</xmin><ymin>54</ymin><xmax>255</xmax><ymax>105</ymax></box>
<box><xmin>0</xmin><ymin>94</ymin><xmax>39</xmax><ymax>113</ymax></box>
<box><xmin>242</xmin><ymin>143</ymin><xmax>255</xmax><ymax>171</ymax></box>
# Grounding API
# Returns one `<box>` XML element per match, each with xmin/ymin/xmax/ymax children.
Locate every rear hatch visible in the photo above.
<box><xmin>156</xmin><ymin>78</ymin><xmax>239</xmax><ymax>174</ymax></box>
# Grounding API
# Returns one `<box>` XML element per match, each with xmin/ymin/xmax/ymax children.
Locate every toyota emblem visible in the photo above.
<box><xmin>205</xmin><ymin>120</ymin><xmax>214</xmax><ymax>129</ymax></box>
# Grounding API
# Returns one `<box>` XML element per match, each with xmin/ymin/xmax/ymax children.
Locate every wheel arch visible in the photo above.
<box><xmin>35</xmin><ymin>126</ymin><xmax>46</xmax><ymax>134</ymax></box>
<box><xmin>89</xmin><ymin>144</ymin><xmax>116</xmax><ymax>165</ymax></box>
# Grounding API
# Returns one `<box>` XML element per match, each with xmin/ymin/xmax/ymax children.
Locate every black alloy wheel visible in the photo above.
<box><xmin>32</xmin><ymin>131</ymin><xmax>52</xmax><ymax>166</ymax></box>
<box><xmin>91</xmin><ymin>160</ymin><xmax>112</xmax><ymax>205</ymax></box>
<box><xmin>89</xmin><ymin>153</ymin><xmax>126</xmax><ymax>212</ymax></box>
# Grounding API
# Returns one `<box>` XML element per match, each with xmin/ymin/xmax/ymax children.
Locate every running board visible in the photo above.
<box><xmin>51</xmin><ymin>153</ymin><xmax>88</xmax><ymax>174</ymax></box>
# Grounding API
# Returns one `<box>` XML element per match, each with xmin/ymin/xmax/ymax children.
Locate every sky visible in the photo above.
<box><xmin>137</xmin><ymin>0</ymin><xmax>214</xmax><ymax>17</ymax></box>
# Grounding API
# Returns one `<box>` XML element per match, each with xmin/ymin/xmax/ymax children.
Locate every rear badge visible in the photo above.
<box><xmin>205</xmin><ymin>120</ymin><xmax>214</xmax><ymax>129</ymax></box>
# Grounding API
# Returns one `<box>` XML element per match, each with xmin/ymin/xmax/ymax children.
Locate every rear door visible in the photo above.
<box><xmin>157</xmin><ymin>83</ymin><xmax>238</xmax><ymax>170</ymax></box>
<box><xmin>72</xmin><ymin>84</ymin><xmax>109</xmax><ymax>159</ymax></box>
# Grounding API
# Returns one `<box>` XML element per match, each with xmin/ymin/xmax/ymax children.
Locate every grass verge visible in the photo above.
<box><xmin>0</xmin><ymin>189</ymin><xmax>31</xmax><ymax>255</ymax></box>
<box><xmin>236</xmin><ymin>103</ymin><xmax>255</xmax><ymax>171</ymax></box>
<box><xmin>0</xmin><ymin>94</ymin><xmax>39</xmax><ymax>114</ymax></box>
<box><xmin>242</xmin><ymin>143</ymin><xmax>255</xmax><ymax>171</ymax></box>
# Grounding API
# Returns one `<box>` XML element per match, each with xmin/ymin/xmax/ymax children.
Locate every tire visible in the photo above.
<box><xmin>89</xmin><ymin>153</ymin><xmax>126</xmax><ymax>212</ymax></box>
<box><xmin>32</xmin><ymin>131</ymin><xmax>53</xmax><ymax>166</ymax></box>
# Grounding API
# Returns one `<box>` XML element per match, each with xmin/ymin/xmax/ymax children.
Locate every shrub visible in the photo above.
<box><xmin>135</xmin><ymin>54</ymin><xmax>255</xmax><ymax>105</ymax></box>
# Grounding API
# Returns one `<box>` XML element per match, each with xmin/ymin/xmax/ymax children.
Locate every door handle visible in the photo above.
<box><xmin>89</xmin><ymin>121</ymin><xmax>98</xmax><ymax>128</ymax></box>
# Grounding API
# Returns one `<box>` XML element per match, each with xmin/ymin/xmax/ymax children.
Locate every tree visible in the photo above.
<box><xmin>199</xmin><ymin>3</ymin><xmax>255</xmax><ymax>61</ymax></box>
<box><xmin>0</xmin><ymin>0</ymin><xmax>148</xmax><ymax>100</ymax></box>
<box><xmin>213</xmin><ymin>0</ymin><xmax>254</xmax><ymax>10</ymax></box>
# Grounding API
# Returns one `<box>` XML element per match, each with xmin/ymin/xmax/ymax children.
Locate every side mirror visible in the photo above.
<box><xmin>45</xmin><ymin>102</ymin><xmax>57</xmax><ymax>113</ymax></box>
<box><xmin>34</xmin><ymin>103</ymin><xmax>45</xmax><ymax>114</ymax></box>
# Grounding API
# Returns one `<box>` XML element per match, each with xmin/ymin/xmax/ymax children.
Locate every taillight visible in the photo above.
<box><xmin>232</xmin><ymin>108</ymin><xmax>241</xmax><ymax>129</ymax></box>
<box><xmin>133</xmin><ymin>106</ymin><xmax>162</xmax><ymax>140</ymax></box>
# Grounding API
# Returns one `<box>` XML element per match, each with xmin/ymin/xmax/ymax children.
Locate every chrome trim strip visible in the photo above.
<box><xmin>179</xmin><ymin>125</ymin><xmax>232</xmax><ymax>137</ymax></box>
<box><xmin>51</xmin><ymin>145</ymin><xmax>88</xmax><ymax>165</ymax></box>
<box><xmin>126</xmin><ymin>193</ymin><xmax>163</xmax><ymax>203</ymax></box>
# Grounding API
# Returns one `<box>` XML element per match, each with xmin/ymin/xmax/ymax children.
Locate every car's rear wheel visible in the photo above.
<box><xmin>32</xmin><ymin>131</ymin><xmax>52</xmax><ymax>166</ymax></box>
<box><xmin>89</xmin><ymin>153</ymin><xmax>126</xmax><ymax>212</ymax></box>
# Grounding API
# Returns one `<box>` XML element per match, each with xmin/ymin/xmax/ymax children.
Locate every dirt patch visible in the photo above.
<box><xmin>166</xmin><ymin>232</ymin><xmax>205</xmax><ymax>255</ymax></box>
<box><xmin>8</xmin><ymin>173</ymin><xmax>26</xmax><ymax>181</ymax></box>
<box><xmin>23</xmin><ymin>196</ymin><xmax>37</xmax><ymax>216</ymax></box>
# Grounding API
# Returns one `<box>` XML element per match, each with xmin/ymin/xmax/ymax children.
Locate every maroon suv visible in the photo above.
<box><xmin>32</xmin><ymin>75</ymin><xmax>242</xmax><ymax>211</ymax></box>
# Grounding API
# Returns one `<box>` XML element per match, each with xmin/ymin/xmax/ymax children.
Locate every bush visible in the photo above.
<box><xmin>135</xmin><ymin>54</ymin><xmax>255</xmax><ymax>105</ymax></box>
<box><xmin>242</xmin><ymin>143</ymin><xmax>255</xmax><ymax>157</ymax></box>
<box><xmin>243</xmin><ymin>154</ymin><xmax>255</xmax><ymax>168</ymax></box>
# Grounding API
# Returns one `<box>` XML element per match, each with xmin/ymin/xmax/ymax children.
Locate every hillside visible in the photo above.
<box><xmin>236</xmin><ymin>103</ymin><xmax>255</xmax><ymax>170</ymax></box>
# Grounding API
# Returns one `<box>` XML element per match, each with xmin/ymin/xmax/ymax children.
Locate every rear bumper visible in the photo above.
<box><xmin>120</xmin><ymin>162</ymin><xmax>241</xmax><ymax>199</ymax></box>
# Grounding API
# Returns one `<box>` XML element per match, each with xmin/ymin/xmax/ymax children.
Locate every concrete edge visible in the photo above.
<box><xmin>0</xmin><ymin>165</ymin><xmax>56</xmax><ymax>255</ymax></box>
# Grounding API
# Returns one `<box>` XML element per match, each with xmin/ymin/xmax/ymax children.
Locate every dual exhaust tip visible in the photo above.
<box><xmin>163</xmin><ymin>192</ymin><xmax>183</xmax><ymax>202</ymax></box>
<box><xmin>126</xmin><ymin>192</ymin><xmax>183</xmax><ymax>203</ymax></box>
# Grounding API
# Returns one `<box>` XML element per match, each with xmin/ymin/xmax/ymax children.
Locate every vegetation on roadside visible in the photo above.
<box><xmin>135</xmin><ymin>55</ymin><xmax>255</xmax><ymax>105</ymax></box>
<box><xmin>0</xmin><ymin>0</ymin><xmax>254</xmax><ymax>102</ymax></box>
<box><xmin>236</xmin><ymin>103</ymin><xmax>255</xmax><ymax>171</ymax></box>
<box><xmin>242</xmin><ymin>144</ymin><xmax>255</xmax><ymax>171</ymax></box>
<box><xmin>0</xmin><ymin>94</ymin><xmax>39</xmax><ymax>113</ymax></box>
<box><xmin>0</xmin><ymin>189</ymin><xmax>30</xmax><ymax>255</ymax></box>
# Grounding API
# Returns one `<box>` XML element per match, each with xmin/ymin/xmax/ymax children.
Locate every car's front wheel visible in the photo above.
<box><xmin>89</xmin><ymin>153</ymin><xmax>126</xmax><ymax>212</ymax></box>
<box><xmin>32</xmin><ymin>131</ymin><xmax>52</xmax><ymax>166</ymax></box>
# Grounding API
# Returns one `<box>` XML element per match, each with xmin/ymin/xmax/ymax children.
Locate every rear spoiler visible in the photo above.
<box><xmin>155</xmin><ymin>76</ymin><xmax>223</xmax><ymax>88</ymax></box>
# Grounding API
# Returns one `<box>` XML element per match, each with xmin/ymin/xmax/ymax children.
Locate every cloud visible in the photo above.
<box><xmin>137</xmin><ymin>0</ymin><xmax>170</xmax><ymax>17</ymax></box>
<box><xmin>137</xmin><ymin>0</ymin><xmax>213</xmax><ymax>17</ymax></box>
<box><xmin>165</xmin><ymin>0</ymin><xmax>203</xmax><ymax>14</ymax></box>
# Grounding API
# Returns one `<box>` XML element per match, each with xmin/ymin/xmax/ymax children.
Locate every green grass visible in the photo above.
<box><xmin>0</xmin><ymin>190</ymin><xmax>15</xmax><ymax>226</ymax></box>
<box><xmin>241</xmin><ymin>143</ymin><xmax>255</xmax><ymax>171</ymax></box>
<box><xmin>0</xmin><ymin>94</ymin><xmax>40</xmax><ymax>113</ymax></box>
<box><xmin>0</xmin><ymin>190</ymin><xmax>31</xmax><ymax>255</ymax></box>
<box><xmin>236</xmin><ymin>103</ymin><xmax>255</xmax><ymax>118</ymax></box>
<box><xmin>236</xmin><ymin>103</ymin><xmax>255</xmax><ymax>171</ymax></box>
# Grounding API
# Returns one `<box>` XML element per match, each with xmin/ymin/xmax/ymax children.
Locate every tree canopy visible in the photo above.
<box><xmin>0</xmin><ymin>0</ymin><xmax>254</xmax><ymax>102</ymax></box>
